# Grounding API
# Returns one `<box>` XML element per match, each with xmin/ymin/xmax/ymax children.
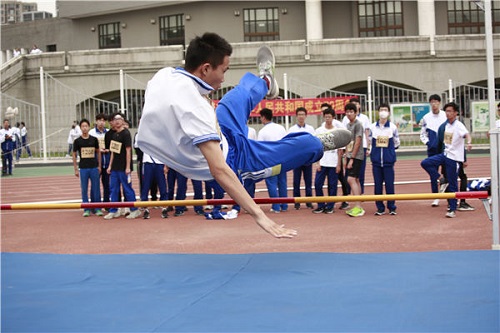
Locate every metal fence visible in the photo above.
<box><xmin>0</xmin><ymin>93</ymin><xmax>42</xmax><ymax>158</ymax></box>
<box><xmin>4</xmin><ymin>69</ymin><xmax>499</xmax><ymax>161</ymax></box>
<box><xmin>43</xmin><ymin>70</ymin><xmax>120</xmax><ymax>158</ymax></box>
<box><xmin>286</xmin><ymin>76</ymin><xmax>367</xmax><ymax>130</ymax></box>
<box><xmin>122</xmin><ymin>71</ymin><xmax>146</xmax><ymax>128</ymax></box>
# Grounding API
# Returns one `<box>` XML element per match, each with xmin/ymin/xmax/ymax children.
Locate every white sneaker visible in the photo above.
<box><xmin>126</xmin><ymin>209</ymin><xmax>142</xmax><ymax>219</ymax></box>
<box><xmin>257</xmin><ymin>45</ymin><xmax>279</xmax><ymax>99</ymax></box>
<box><xmin>120</xmin><ymin>208</ymin><xmax>131</xmax><ymax>216</ymax></box>
<box><xmin>431</xmin><ymin>199</ymin><xmax>439</xmax><ymax>207</ymax></box>
<box><xmin>315</xmin><ymin>128</ymin><xmax>352</xmax><ymax>151</ymax></box>
<box><xmin>204</xmin><ymin>205</ymin><xmax>214</xmax><ymax>211</ymax></box>
<box><xmin>104</xmin><ymin>211</ymin><xmax>121</xmax><ymax>220</ymax></box>
<box><xmin>445</xmin><ymin>210</ymin><xmax>456</xmax><ymax>218</ymax></box>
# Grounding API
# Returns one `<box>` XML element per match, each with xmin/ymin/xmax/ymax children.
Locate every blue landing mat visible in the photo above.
<box><xmin>2</xmin><ymin>251</ymin><xmax>499</xmax><ymax>332</ymax></box>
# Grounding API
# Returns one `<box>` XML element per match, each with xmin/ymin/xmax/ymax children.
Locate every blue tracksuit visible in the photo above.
<box><xmin>369</xmin><ymin>121</ymin><xmax>399</xmax><ymax>212</ymax></box>
<box><xmin>216</xmin><ymin>73</ymin><xmax>324</xmax><ymax>182</ymax></box>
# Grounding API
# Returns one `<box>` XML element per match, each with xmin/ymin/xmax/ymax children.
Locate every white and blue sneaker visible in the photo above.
<box><xmin>257</xmin><ymin>45</ymin><xmax>279</xmax><ymax>99</ymax></box>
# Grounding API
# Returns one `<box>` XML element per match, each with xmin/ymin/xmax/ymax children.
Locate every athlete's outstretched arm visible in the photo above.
<box><xmin>198</xmin><ymin>140</ymin><xmax>297</xmax><ymax>239</ymax></box>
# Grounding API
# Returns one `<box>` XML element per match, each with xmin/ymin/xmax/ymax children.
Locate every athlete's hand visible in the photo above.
<box><xmin>255</xmin><ymin>215</ymin><xmax>297</xmax><ymax>238</ymax></box>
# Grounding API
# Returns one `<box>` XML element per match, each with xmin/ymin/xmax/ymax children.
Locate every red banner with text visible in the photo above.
<box><xmin>214</xmin><ymin>96</ymin><xmax>355</xmax><ymax>117</ymax></box>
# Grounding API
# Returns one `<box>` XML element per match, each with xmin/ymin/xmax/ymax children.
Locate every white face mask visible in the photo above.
<box><xmin>379</xmin><ymin>110</ymin><xmax>389</xmax><ymax>119</ymax></box>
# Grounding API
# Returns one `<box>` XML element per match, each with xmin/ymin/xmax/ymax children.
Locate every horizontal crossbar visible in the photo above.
<box><xmin>0</xmin><ymin>192</ymin><xmax>489</xmax><ymax>210</ymax></box>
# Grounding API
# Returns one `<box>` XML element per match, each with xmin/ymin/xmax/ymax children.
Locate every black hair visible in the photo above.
<box><xmin>95</xmin><ymin>113</ymin><xmax>107</xmax><ymax>121</ymax></box>
<box><xmin>296</xmin><ymin>107</ymin><xmax>307</xmax><ymax>115</ymax></box>
<box><xmin>79</xmin><ymin>118</ymin><xmax>90</xmax><ymax>126</ymax></box>
<box><xmin>443</xmin><ymin>102</ymin><xmax>459</xmax><ymax>112</ymax></box>
<box><xmin>184</xmin><ymin>32</ymin><xmax>233</xmax><ymax>72</ymax></box>
<box><xmin>259</xmin><ymin>108</ymin><xmax>273</xmax><ymax>121</ymax></box>
<box><xmin>428</xmin><ymin>94</ymin><xmax>441</xmax><ymax>102</ymax></box>
<box><xmin>378</xmin><ymin>102</ymin><xmax>390</xmax><ymax>110</ymax></box>
<box><xmin>322</xmin><ymin>108</ymin><xmax>335</xmax><ymax>117</ymax></box>
<box><xmin>344</xmin><ymin>103</ymin><xmax>357</xmax><ymax>112</ymax></box>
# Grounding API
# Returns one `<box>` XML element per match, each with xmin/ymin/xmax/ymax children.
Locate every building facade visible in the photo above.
<box><xmin>0</xmin><ymin>0</ymin><xmax>499</xmax><ymax>157</ymax></box>
<box><xmin>1</xmin><ymin>0</ymin><xmax>37</xmax><ymax>25</ymax></box>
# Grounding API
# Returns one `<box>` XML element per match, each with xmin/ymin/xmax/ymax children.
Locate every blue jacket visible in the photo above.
<box><xmin>369</xmin><ymin>121</ymin><xmax>400</xmax><ymax>167</ymax></box>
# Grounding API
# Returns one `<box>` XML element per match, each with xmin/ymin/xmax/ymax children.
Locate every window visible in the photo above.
<box><xmin>448</xmin><ymin>0</ymin><xmax>500</xmax><ymax>34</ymax></box>
<box><xmin>243</xmin><ymin>8</ymin><xmax>279</xmax><ymax>42</ymax></box>
<box><xmin>46</xmin><ymin>44</ymin><xmax>57</xmax><ymax>52</ymax></box>
<box><xmin>159</xmin><ymin>14</ymin><xmax>185</xmax><ymax>46</ymax></box>
<box><xmin>98</xmin><ymin>22</ymin><xmax>121</xmax><ymax>49</ymax></box>
<box><xmin>358</xmin><ymin>1</ymin><xmax>404</xmax><ymax>37</ymax></box>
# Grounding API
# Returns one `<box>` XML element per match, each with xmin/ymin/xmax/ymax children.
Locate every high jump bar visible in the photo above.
<box><xmin>0</xmin><ymin>192</ymin><xmax>489</xmax><ymax>210</ymax></box>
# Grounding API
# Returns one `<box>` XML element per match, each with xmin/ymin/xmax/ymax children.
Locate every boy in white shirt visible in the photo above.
<box><xmin>313</xmin><ymin>108</ymin><xmax>343</xmax><ymax>214</ymax></box>
<box><xmin>421</xmin><ymin>102</ymin><xmax>472</xmax><ymax>218</ymax></box>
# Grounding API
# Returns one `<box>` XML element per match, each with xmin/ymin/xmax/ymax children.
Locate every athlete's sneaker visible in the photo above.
<box><xmin>120</xmin><ymin>208</ymin><xmax>131</xmax><ymax>216</ymax></box>
<box><xmin>257</xmin><ymin>45</ymin><xmax>279</xmax><ymax>99</ymax></box>
<box><xmin>431</xmin><ymin>199</ymin><xmax>440</xmax><ymax>207</ymax></box>
<box><xmin>339</xmin><ymin>202</ymin><xmax>350</xmax><ymax>210</ymax></box>
<box><xmin>126</xmin><ymin>209</ymin><xmax>142</xmax><ymax>219</ymax></box>
<box><xmin>389</xmin><ymin>210</ymin><xmax>397</xmax><ymax>215</ymax></box>
<box><xmin>269</xmin><ymin>208</ymin><xmax>281</xmax><ymax>214</ymax></box>
<box><xmin>174</xmin><ymin>210</ymin><xmax>185</xmax><ymax>217</ymax></box>
<box><xmin>306</xmin><ymin>203</ymin><xmax>314</xmax><ymax>209</ymax></box>
<box><xmin>315</xmin><ymin>128</ymin><xmax>352</xmax><ymax>151</ymax></box>
<box><xmin>195</xmin><ymin>209</ymin><xmax>205</xmax><ymax>216</ymax></box>
<box><xmin>94</xmin><ymin>209</ymin><xmax>103</xmax><ymax>217</ymax></box>
<box><xmin>374</xmin><ymin>210</ymin><xmax>386</xmax><ymax>216</ymax></box>
<box><xmin>323</xmin><ymin>207</ymin><xmax>334</xmax><ymax>214</ymax></box>
<box><xmin>347</xmin><ymin>206</ymin><xmax>365</xmax><ymax>217</ymax></box>
<box><xmin>458</xmin><ymin>202</ymin><xmax>475</xmax><ymax>211</ymax></box>
<box><xmin>312</xmin><ymin>207</ymin><xmax>325</xmax><ymax>214</ymax></box>
<box><xmin>445</xmin><ymin>210</ymin><xmax>456</xmax><ymax>218</ymax></box>
<box><xmin>143</xmin><ymin>209</ymin><xmax>151</xmax><ymax>219</ymax></box>
<box><xmin>104</xmin><ymin>211</ymin><xmax>121</xmax><ymax>220</ymax></box>
<box><xmin>204</xmin><ymin>205</ymin><xmax>214</xmax><ymax>211</ymax></box>
<box><xmin>294</xmin><ymin>203</ymin><xmax>301</xmax><ymax>210</ymax></box>
<box><xmin>161</xmin><ymin>208</ymin><xmax>169</xmax><ymax>219</ymax></box>
<box><xmin>82</xmin><ymin>210</ymin><xmax>90</xmax><ymax>217</ymax></box>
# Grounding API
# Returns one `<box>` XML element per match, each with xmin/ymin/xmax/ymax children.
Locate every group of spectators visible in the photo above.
<box><xmin>70</xmin><ymin>97</ymin><xmax>499</xmax><ymax>220</ymax></box>
<box><xmin>0</xmin><ymin>119</ymin><xmax>33</xmax><ymax>176</ymax></box>
<box><xmin>71</xmin><ymin>113</ymin><xmax>228</xmax><ymax>219</ymax></box>
<box><xmin>254</xmin><ymin>95</ymin><xmax>495</xmax><ymax>219</ymax></box>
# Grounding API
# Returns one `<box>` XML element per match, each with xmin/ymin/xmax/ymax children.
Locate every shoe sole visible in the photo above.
<box><xmin>256</xmin><ymin>45</ymin><xmax>278</xmax><ymax>99</ymax></box>
<box><xmin>317</xmin><ymin>128</ymin><xmax>352</xmax><ymax>151</ymax></box>
<box><xmin>256</xmin><ymin>45</ymin><xmax>275</xmax><ymax>72</ymax></box>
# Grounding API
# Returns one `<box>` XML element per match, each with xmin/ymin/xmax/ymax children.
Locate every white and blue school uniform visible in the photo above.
<box><xmin>421</xmin><ymin>119</ymin><xmax>468</xmax><ymax>212</ymax></box>
<box><xmin>420</xmin><ymin>110</ymin><xmax>446</xmax><ymax>157</ymax></box>
<box><xmin>137</xmin><ymin>68</ymin><xmax>323</xmax><ymax>183</ymax></box>
<box><xmin>314</xmin><ymin>126</ymin><xmax>339</xmax><ymax>210</ymax></box>
<box><xmin>0</xmin><ymin>127</ymin><xmax>15</xmax><ymax>175</ymax></box>
<box><xmin>369</xmin><ymin>120</ymin><xmax>400</xmax><ymax>212</ymax></box>
<box><xmin>141</xmin><ymin>152</ymin><xmax>168</xmax><ymax>203</ymax></box>
<box><xmin>258</xmin><ymin>121</ymin><xmax>288</xmax><ymax>212</ymax></box>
